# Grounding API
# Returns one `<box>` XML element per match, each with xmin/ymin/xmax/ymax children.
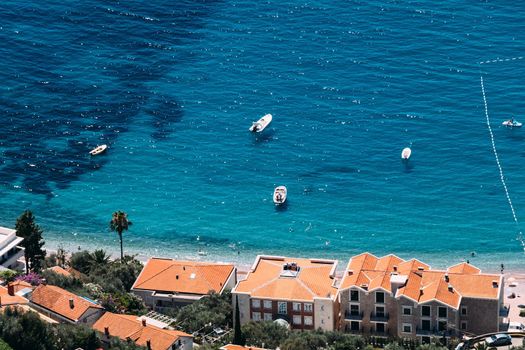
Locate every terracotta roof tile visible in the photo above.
<box><xmin>341</xmin><ymin>254</ymin><xmax>500</xmax><ymax>309</ymax></box>
<box><xmin>31</xmin><ymin>285</ymin><xmax>102</xmax><ymax>322</ymax></box>
<box><xmin>221</xmin><ymin>345</ymin><xmax>267</xmax><ymax>350</ymax></box>
<box><xmin>447</xmin><ymin>262</ymin><xmax>481</xmax><ymax>274</ymax></box>
<box><xmin>48</xmin><ymin>266</ymin><xmax>72</xmax><ymax>277</ymax></box>
<box><xmin>234</xmin><ymin>256</ymin><xmax>337</xmax><ymax>301</ymax></box>
<box><xmin>0</xmin><ymin>286</ymin><xmax>28</xmax><ymax>306</ymax></box>
<box><xmin>132</xmin><ymin>258</ymin><xmax>235</xmax><ymax>295</ymax></box>
<box><xmin>93</xmin><ymin>312</ymin><xmax>191</xmax><ymax>350</ymax></box>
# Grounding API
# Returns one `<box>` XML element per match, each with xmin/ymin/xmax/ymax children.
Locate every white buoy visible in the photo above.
<box><xmin>401</xmin><ymin>147</ymin><xmax>411</xmax><ymax>160</ymax></box>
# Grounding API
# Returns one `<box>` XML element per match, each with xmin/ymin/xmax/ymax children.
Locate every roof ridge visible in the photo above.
<box><xmin>295</xmin><ymin>276</ymin><xmax>318</xmax><ymax>298</ymax></box>
<box><xmin>250</xmin><ymin>275</ymin><xmax>280</xmax><ymax>294</ymax></box>
<box><xmin>135</xmin><ymin>263</ymin><xmax>179</xmax><ymax>289</ymax></box>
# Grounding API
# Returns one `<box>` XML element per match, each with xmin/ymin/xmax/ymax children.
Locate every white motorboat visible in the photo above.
<box><xmin>249</xmin><ymin>114</ymin><xmax>272</xmax><ymax>133</ymax></box>
<box><xmin>401</xmin><ymin>147</ymin><xmax>411</xmax><ymax>160</ymax></box>
<box><xmin>273</xmin><ymin>186</ymin><xmax>287</xmax><ymax>205</ymax></box>
<box><xmin>502</xmin><ymin>119</ymin><xmax>522</xmax><ymax>127</ymax></box>
<box><xmin>89</xmin><ymin>144</ymin><xmax>108</xmax><ymax>156</ymax></box>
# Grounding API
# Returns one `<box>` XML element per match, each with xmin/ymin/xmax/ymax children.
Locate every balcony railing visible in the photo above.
<box><xmin>344</xmin><ymin>311</ymin><xmax>364</xmax><ymax>321</ymax></box>
<box><xmin>416</xmin><ymin>327</ymin><xmax>455</xmax><ymax>337</ymax></box>
<box><xmin>370</xmin><ymin>312</ymin><xmax>389</xmax><ymax>322</ymax></box>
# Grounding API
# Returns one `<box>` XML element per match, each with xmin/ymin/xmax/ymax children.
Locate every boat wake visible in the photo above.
<box><xmin>480</xmin><ymin>75</ymin><xmax>525</xmax><ymax>252</ymax></box>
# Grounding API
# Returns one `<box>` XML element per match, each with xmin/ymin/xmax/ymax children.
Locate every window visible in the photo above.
<box><xmin>293</xmin><ymin>302</ymin><xmax>302</xmax><ymax>312</ymax></box>
<box><xmin>350</xmin><ymin>304</ymin><xmax>360</xmax><ymax>315</ymax></box>
<box><xmin>350</xmin><ymin>321</ymin><xmax>360</xmax><ymax>331</ymax></box>
<box><xmin>293</xmin><ymin>315</ymin><xmax>302</xmax><ymax>325</ymax></box>
<box><xmin>422</xmin><ymin>336</ymin><xmax>431</xmax><ymax>344</ymax></box>
<box><xmin>402</xmin><ymin>323</ymin><xmax>412</xmax><ymax>333</ymax></box>
<box><xmin>304</xmin><ymin>303</ymin><xmax>313</xmax><ymax>312</ymax></box>
<box><xmin>350</xmin><ymin>290</ymin><xmax>359</xmax><ymax>301</ymax></box>
<box><xmin>461</xmin><ymin>321</ymin><xmax>467</xmax><ymax>330</ymax></box>
<box><xmin>376</xmin><ymin>306</ymin><xmax>385</xmax><ymax>317</ymax></box>
<box><xmin>278</xmin><ymin>302</ymin><xmax>287</xmax><ymax>315</ymax></box>
<box><xmin>438</xmin><ymin>320</ymin><xmax>447</xmax><ymax>332</ymax></box>
<box><xmin>252</xmin><ymin>312</ymin><xmax>261</xmax><ymax>321</ymax></box>
<box><xmin>251</xmin><ymin>299</ymin><xmax>260</xmax><ymax>308</ymax></box>
<box><xmin>421</xmin><ymin>319</ymin><xmax>431</xmax><ymax>331</ymax></box>
<box><xmin>421</xmin><ymin>305</ymin><xmax>431</xmax><ymax>317</ymax></box>
<box><xmin>402</xmin><ymin>306</ymin><xmax>412</xmax><ymax>315</ymax></box>
<box><xmin>376</xmin><ymin>291</ymin><xmax>385</xmax><ymax>304</ymax></box>
<box><xmin>376</xmin><ymin>322</ymin><xmax>385</xmax><ymax>333</ymax></box>
<box><xmin>461</xmin><ymin>306</ymin><xmax>467</xmax><ymax>316</ymax></box>
<box><xmin>438</xmin><ymin>307</ymin><xmax>447</xmax><ymax>318</ymax></box>
<box><xmin>263</xmin><ymin>300</ymin><xmax>272</xmax><ymax>309</ymax></box>
<box><xmin>304</xmin><ymin>316</ymin><xmax>313</xmax><ymax>326</ymax></box>
<box><xmin>264</xmin><ymin>313</ymin><xmax>273</xmax><ymax>321</ymax></box>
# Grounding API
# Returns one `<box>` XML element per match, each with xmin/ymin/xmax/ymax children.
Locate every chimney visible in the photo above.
<box><xmin>393</xmin><ymin>265</ymin><xmax>398</xmax><ymax>272</ymax></box>
<box><xmin>419</xmin><ymin>288</ymin><xmax>424</xmax><ymax>295</ymax></box>
<box><xmin>444</xmin><ymin>273</ymin><xmax>449</xmax><ymax>282</ymax></box>
<box><xmin>142</xmin><ymin>318</ymin><xmax>147</xmax><ymax>327</ymax></box>
<box><xmin>176</xmin><ymin>275</ymin><xmax>179</xmax><ymax>280</ymax></box>
<box><xmin>492</xmin><ymin>280</ymin><xmax>498</xmax><ymax>288</ymax></box>
<box><xmin>417</xmin><ymin>266</ymin><xmax>424</xmax><ymax>271</ymax></box>
<box><xmin>69</xmin><ymin>298</ymin><xmax>74</xmax><ymax>309</ymax></box>
<box><xmin>41</xmin><ymin>278</ymin><xmax>47</xmax><ymax>286</ymax></box>
<box><xmin>104</xmin><ymin>327</ymin><xmax>110</xmax><ymax>336</ymax></box>
<box><xmin>146</xmin><ymin>340</ymin><xmax>151</xmax><ymax>350</ymax></box>
<box><xmin>7</xmin><ymin>283</ymin><xmax>14</xmax><ymax>296</ymax></box>
<box><xmin>183</xmin><ymin>266</ymin><xmax>185</xmax><ymax>270</ymax></box>
<box><xmin>360</xmin><ymin>283</ymin><xmax>368</xmax><ymax>290</ymax></box>
<box><xmin>348</xmin><ymin>269</ymin><xmax>353</xmax><ymax>276</ymax></box>
<box><xmin>0</xmin><ymin>296</ymin><xmax>2</xmax><ymax>306</ymax></box>
<box><xmin>448</xmin><ymin>284</ymin><xmax>453</xmax><ymax>292</ymax></box>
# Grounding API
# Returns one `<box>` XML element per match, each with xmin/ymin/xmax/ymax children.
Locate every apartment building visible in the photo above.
<box><xmin>232</xmin><ymin>255</ymin><xmax>338</xmax><ymax>331</ymax></box>
<box><xmin>338</xmin><ymin>253</ymin><xmax>504</xmax><ymax>343</ymax></box>
<box><xmin>132</xmin><ymin>257</ymin><xmax>236</xmax><ymax>312</ymax></box>
<box><xmin>0</xmin><ymin>226</ymin><xmax>24</xmax><ymax>270</ymax></box>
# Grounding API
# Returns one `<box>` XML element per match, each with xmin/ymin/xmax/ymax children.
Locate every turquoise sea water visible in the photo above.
<box><xmin>1</xmin><ymin>0</ymin><xmax>525</xmax><ymax>271</ymax></box>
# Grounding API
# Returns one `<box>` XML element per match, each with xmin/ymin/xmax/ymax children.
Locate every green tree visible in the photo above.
<box><xmin>232</xmin><ymin>296</ymin><xmax>245</xmax><ymax>346</ymax></box>
<box><xmin>241</xmin><ymin>321</ymin><xmax>289</xmax><ymax>349</ymax></box>
<box><xmin>109</xmin><ymin>211</ymin><xmax>132</xmax><ymax>260</ymax></box>
<box><xmin>0</xmin><ymin>339</ymin><xmax>13</xmax><ymax>350</ymax></box>
<box><xmin>176</xmin><ymin>291</ymin><xmax>233</xmax><ymax>334</ymax></box>
<box><xmin>15</xmin><ymin>210</ymin><xmax>46</xmax><ymax>274</ymax></box>
<box><xmin>54</xmin><ymin>325</ymin><xmax>101</xmax><ymax>350</ymax></box>
<box><xmin>69</xmin><ymin>250</ymin><xmax>93</xmax><ymax>274</ymax></box>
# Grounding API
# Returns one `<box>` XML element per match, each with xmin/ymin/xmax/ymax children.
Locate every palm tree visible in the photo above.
<box><xmin>89</xmin><ymin>249</ymin><xmax>111</xmax><ymax>272</ymax></box>
<box><xmin>109</xmin><ymin>211</ymin><xmax>132</xmax><ymax>260</ymax></box>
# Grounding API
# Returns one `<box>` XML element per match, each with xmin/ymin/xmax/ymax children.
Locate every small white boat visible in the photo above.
<box><xmin>249</xmin><ymin>114</ymin><xmax>272</xmax><ymax>133</ymax></box>
<box><xmin>401</xmin><ymin>147</ymin><xmax>411</xmax><ymax>160</ymax></box>
<box><xmin>89</xmin><ymin>144</ymin><xmax>108</xmax><ymax>156</ymax></box>
<box><xmin>502</xmin><ymin>119</ymin><xmax>522</xmax><ymax>127</ymax></box>
<box><xmin>273</xmin><ymin>186</ymin><xmax>287</xmax><ymax>205</ymax></box>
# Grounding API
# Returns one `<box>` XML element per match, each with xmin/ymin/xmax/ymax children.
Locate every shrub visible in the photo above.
<box><xmin>176</xmin><ymin>291</ymin><xmax>233</xmax><ymax>334</ymax></box>
<box><xmin>15</xmin><ymin>272</ymin><xmax>42</xmax><ymax>286</ymax></box>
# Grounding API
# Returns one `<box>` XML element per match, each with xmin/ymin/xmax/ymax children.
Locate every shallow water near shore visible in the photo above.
<box><xmin>1</xmin><ymin>0</ymin><xmax>525</xmax><ymax>271</ymax></box>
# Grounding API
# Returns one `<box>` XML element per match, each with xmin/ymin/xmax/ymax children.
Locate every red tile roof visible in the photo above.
<box><xmin>340</xmin><ymin>253</ymin><xmax>501</xmax><ymax>309</ymax></box>
<box><xmin>234</xmin><ymin>256</ymin><xmax>338</xmax><ymax>301</ymax></box>
<box><xmin>221</xmin><ymin>345</ymin><xmax>267</xmax><ymax>350</ymax></box>
<box><xmin>132</xmin><ymin>258</ymin><xmax>235</xmax><ymax>295</ymax></box>
<box><xmin>31</xmin><ymin>285</ymin><xmax>103</xmax><ymax>322</ymax></box>
<box><xmin>93</xmin><ymin>312</ymin><xmax>191</xmax><ymax>350</ymax></box>
<box><xmin>48</xmin><ymin>266</ymin><xmax>72</xmax><ymax>277</ymax></box>
<box><xmin>0</xmin><ymin>286</ymin><xmax>28</xmax><ymax>306</ymax></box>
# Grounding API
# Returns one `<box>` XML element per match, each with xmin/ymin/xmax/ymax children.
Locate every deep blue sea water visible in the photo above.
<box><xmin>1</xmin><ymin>0</ymin><xmax>525</xmax><ymax>271</ymax></box>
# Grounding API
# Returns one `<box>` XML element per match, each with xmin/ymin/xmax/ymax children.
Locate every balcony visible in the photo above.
<box><xmin>370</xmin><ymin>312</ymin><xmax>389</xmax><ymax>322</ymax></box>
<box><xmin>416</xmin><ymin>327</ymin><xmax>455</xmax><ymax>337</ymax></box>
<box><xmin>344</xmin><ymin>311</ymin><xmax>364</xmax><ymax>321</ymax></box>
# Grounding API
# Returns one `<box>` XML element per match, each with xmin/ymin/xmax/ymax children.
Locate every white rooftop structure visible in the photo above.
<box><xmin>0</xmin><ymin>226</ymin><xmax>24</xmax><ymax>270</ymax></box>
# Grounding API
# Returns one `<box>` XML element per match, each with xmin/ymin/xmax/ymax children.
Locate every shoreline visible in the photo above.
<box><xmin>43</xmin><ymin>238</ymin><xmax>525</xmax><ymax>276</ymax></box>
